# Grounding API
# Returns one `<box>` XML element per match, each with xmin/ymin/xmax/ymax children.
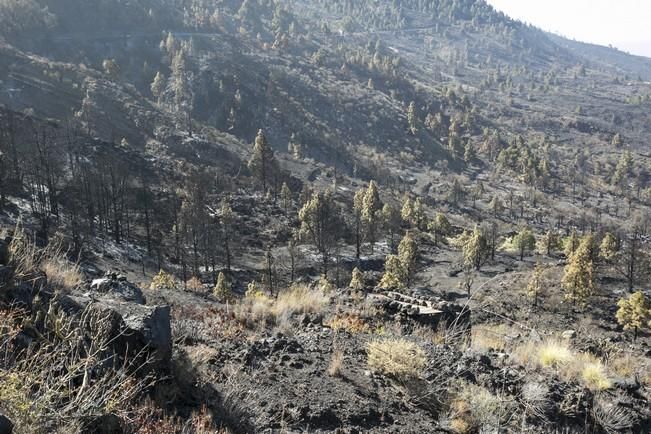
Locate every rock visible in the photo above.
<box><xmin>0</xmin><ymin>240</ymin><xmax>8</xmax><ymax>266</ymax></box>
<box><xmin>106</xmin><ymin>300</ymin><xmax>172</xmax><ymax>363</ymax></box>
<box><xmin>90</xmin><ymin>276</ymin><xmax>145</xmax><ymax>304</ymax></box>
<box><xmin>54</xmin><ymin>294</ymin><xmax>171</xmax><ymax>367</ymax></box>
<box><xmin>3</xmin><ymin>282</ymin><xmax>34</xmax><ymax>308</ymax></box>
<box><xmin>562</xmin><ymin>330</ymin><xmax>576</xmax><ymax>340</ymax></box>
<box><xmin>0</xmin><ymin>415</ymin><xmax>13</xmax><ymax>434</ymax></box>
<box><xmin>79</xmin><ymin>414</ymin><xmax>122</xmax><ymax>434</ymax></box>
<box><xmin>0</xmin><ymin>265</ymin><xmax>12</xmax><ymax>285</ymax></box>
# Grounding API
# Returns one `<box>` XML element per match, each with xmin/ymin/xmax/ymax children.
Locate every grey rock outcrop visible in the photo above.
<box><xmin>54</xmin><ymin>293</ymin><xmax>171</xmax><ymax>367</ymax></box>
<box><xmin>90</xmin><ymin>272</ymin><xmax>145</xmax><ymax>304</ymax></box>
<box><xmin>0</xmin><ymin>415</ymin><xmax>13</xmax><ymax>434</ymax></box>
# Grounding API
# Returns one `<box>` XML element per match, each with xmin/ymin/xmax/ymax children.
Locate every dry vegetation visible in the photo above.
<box><xmin>367</xmin><ymin>337</ymin><xmax>427</xmax><ymax>379</ymax></box>
<box><xmin>235</xmin><ymin>284</ymin><xmax>329</xmax><ymax>330</ymax></box>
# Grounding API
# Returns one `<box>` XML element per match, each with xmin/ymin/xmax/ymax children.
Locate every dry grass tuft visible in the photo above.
<box><xmin>8</xmin><ymin>225</ymin><xmax>42</xmax><ymax>280</ymax></box>
<box><xmin>235</xmin><ymin>284</ymin><xmax>329</xmax><ymax>330</ymax></box>
<box><xmin>328</xmin><ymin>350</ymin><xmax>344</xmax><ymax>377</ymax></box>
<box><xmin>514</xmin><ymin>338</ymin><xmax>615</xmax><ymax>391</ymax></box>
<box><xmin>470</xmin><ymin>324</ymin><xmax>509</xmax><ymax>352</ymax></box>
<box><xmin>185</xmin><ymin>276</ymin><xmax>205</xmax><ymax>292</ymax></box>
<box><xmin>608</xmin><ymin>352</ymin><xmax>651</xmax><ymax>385</ymax></box>
<box><xmin>41</xmin><ymin>258</ymin><xmax>83</xmax><ymax>291</ymax></box>
<box><xmin>537</xmin><ymin>340</ymin><xmax>573</xmax><ymax>368</ymax></box>
<box><xmin>449</xmin><ymin>417</ymin><xmax>471</xmax><ymax>434</ymax></box>
<box><xmin>7</xmin><ymin>225</ymin><xmax>83</xmax><ymax>292</ymax></box>
<box><xmin>592</xmin><ymin>396</ymin><xmax>636</xmax><ymax>434</ymax></box>
<box><xmin>367</xmin><ymin>337</ymin><xmax>426</xmax><ymax>379</ymax></box>
<box><xmin>581</xmin><ymin>362</ymin><xmax>612</xmax><ymax>391</ymax></box>
<box><xmin>326</xmin><ymin>313</ymin><xmax>370</xmax><ymax>334</ymax></box>
<box><xmin>275</xmin><ymin>284</ymin><xmax>329</xmax><ymax>317</ymax></box>
<box><xmin>521</xmin><ymin>382</ymin><xmax>550</xmax><ymax>421</ymax></box>
<box><xmin>448</xmin><ymin>382</ymin><xmax>511</xmax><ymax>432</ymax></box>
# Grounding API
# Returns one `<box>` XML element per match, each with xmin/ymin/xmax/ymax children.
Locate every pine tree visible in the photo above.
<box><xmin>398</xmin><ymin>231</ymin><xmax>418</xmax><ymax>287</ymax></box>
<box><xmin>150</xmin><ymin>71</ymin><xmax>166</xmax><ymax>104</ymax></box>
<box><xmin>164</xmin><ymin>32</ymin><xmax>176</xmax><ymax>54</ymax></box>
<box><xmin>248</xmin><ymin>129</ymin><xmax>277</xmax><ymax>193</ymax></box>
<box><xmin>449</xmin><ymin>178</ymin><xmax>465</xmax><ymax>206</ymax></box>
<box><xmin>489</xmin><ymin>195</ymin><xmax>503</xmax><ymax>218</ymax></box>
<box><xmin>102</xmin><ymin>59</ymin><xmax>120</xmax><ymax>80</ymax></box>
<box><xmin>410</xmin><ymin>197</ymin><xmax>425</xmax><ymax>229</ymax></box>
<box><xmin>401</xmin><ymin>196</ymin><xmax>413</xmax><ymax>225</ymax></box>
<box><xmin>541</xmin><ymin>229</ymin><xmax>561</xmax><ymax>256</ymax></box>
<box><xmin>381</xmin><ymin>203</ymin><xmax>401</xmax><ymax>252</ymax></box>
<box><xmin>280</xmin><ymin>182</ymin><xmax>292</xmax><ymax>214</ymax></box>
<box><xmin>463</xmin><ymin>226</ymin><xmax>488</xmax><ymax>271</ymax></box>
<box><xmin>599</xmin><ymin>232</ymin><xmax>618</xmax><ymax>262</ymax></box>
<box><xmin>463</xmin><ymin>139</ymin><xmax>476</xmax><ymax>163</ymax></box>
<box><xmin>564</xmin><ymin>229</ymin><xmax>579</xmax><ymax>257</ymax></box>
<box><xmin>349</xmin><ymin>267</ymin><xmax>365</xmax><ymax>291</ymax></box>
<box><xmin>379</xmin><ymin>254</ymin><xmax>406</xmax><ymax>289</ymax></box>
<box><xmin>288</xmin><ymin>132</ymin><xmax>301</xmax><ymax>158</ymax></box>
<box><xmin>220</xmin><ymin>198</ymin><xmax>234</xmax><ymax>271</ymax></box>
<box><xmin>612</xmin><ymin>150</ymin><xmax>633</xmax><ymax>190</ymax></box>
<box><xmin>318</xmin><ymin>274</ymin><xmax>335</xmax><ymax>292</ymax></box>
<box><xmin>428</xmin><ymin>212</ymin><xmax>452</xmax><ymax>246</ymax></box>
<box><xmin>213</xmin><ymin>271</ymin><xmax>233</xmax><ymax>303</ymax></box>
<box><xmin>170</xmin><ymin>49</ymin><xmax>193</xmax><ymax>135</ymax></box>
<box><xmin>407</xmin><ymin>101</ymin><xmax>417</xmax><ymax>134</ymax></box>
<box><xmin>616</xmin><ymin>291</ymin><xmax>651</xmax><ymax>341</ymax></box>
<box><xmin>245</xmin><ymin>280</ymin><xmax>264</xmax><ymax>298</ymax></box>
<box><xmin>298</xmin><ymin>190</ymin><xmax>343</xmax><ymax>274</ymax></box>
<box><xmin>362</xmin><ymin>180</ymin><xmax>382</xmax><ymax>252</ymax></box>
<box><xmin>562</xmin><ymin>235</ymin><xmax>595</xmax><ymax>306</ymax></box>
<box><xmin>352</xmin><ymin>188</ymin><xmax>365</xmax><ymax>259</ymax></box>
<box><xmin>471</xmin><ymin>181</ymin><xmax>484</xmax><ymax>208</ymax></box>
<box><xmin>513</xmin><ymin>227</ymin><xmax>536</xmax><ymax>260</ymax></box>
<box><xmin>150</xmin><ymin>269</ymin><xmax>177</xmax><ymax>290</ymax></box>
<box><xmin>611</xmin><ymin>133</ymin><xmax>623</xmax><ymax>148</ymax></box>
<box><xmin>526</xmin><ymin>261</ymin><xmax>546</xmax><ymax>307</ymax></box>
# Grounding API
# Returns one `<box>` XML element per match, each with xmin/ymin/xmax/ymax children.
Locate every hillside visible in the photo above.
<box><xmin>0</xmin><ymin>1</ymin><xmax>650</xmax><ymax>433</ymax></box>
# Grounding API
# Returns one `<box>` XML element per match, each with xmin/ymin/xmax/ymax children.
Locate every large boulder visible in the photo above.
<box><xmin>102</xmin><ymin>298</ymin><xmax>172</xmax><ymax>363</ymax></box>
<box><xmin>0</xmin><ymin>415</ymin><xmax>13</xmax><ymax>434</ymax></box>
<box><xmin>0</xmin><ymin>239</ymin><xmax>9</xmax><ymax>266</ymax></box>
<box><xmin>54</xmin><ymin>294</ymin><xmax>171</xmax><ymax>368</ymax></box>
<box><xmin>90</xmin><ymin>272</ymin><xmax>145</xmax><ymax>304</ymax></box>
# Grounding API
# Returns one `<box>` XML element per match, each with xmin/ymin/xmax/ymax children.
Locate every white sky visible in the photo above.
<box><xmin>486</xmin><ymin>0</ymin><xmax>651</xmax><ymax>58</ymax></box>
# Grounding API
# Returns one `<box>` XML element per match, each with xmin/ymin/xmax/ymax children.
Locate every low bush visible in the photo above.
<box><xmin>150</xmin><ymin>269</ymin><xmax>177</xmax><ymax>290</ymax></box>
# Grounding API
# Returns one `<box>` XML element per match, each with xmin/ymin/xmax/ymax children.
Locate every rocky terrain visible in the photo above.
<box><xmin>0</xmin><ymin>0</ymin><xmax>650</xmax><ymax>433</ymax></box>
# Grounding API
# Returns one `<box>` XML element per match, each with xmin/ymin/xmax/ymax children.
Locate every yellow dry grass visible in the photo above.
<box><xmin>326</xmin><ymin>313</ymin><xmax>370</xmax><ymax>334</ymax></box>
<box><xmin>236</xmin><ymin>284</ymin><xmax>329</xmax><ymax>329</ymax></box>
<box><xmin>581</xmin><ymin>362</ymin><xmax>612</xmax><ymax>391</ymax></box>
<box><xmin>274</xmin><ymin>284</ymin><xmax>329</xmax><ymax>317</ymax></box>
<box><xmin>41</xmin><ymin>258</ymin><xmax>83</xmax><ymax>291</ymax></box>
<box><xmin>328</xmin><ymin>350</ymin><xmax>344</xmax><ymax>377</ymax></box>
<box><xmin>469</xmin><ymin>324</ymin><xmax>509</xmax><ymax>352</ymax></box>
<box><xmin>537</xmin><ymin>340</ymin><xmax>574</xmax><ymax>368</ymax></box>
<box><xmin>367</xmin><ymin>337</ymin><xmax>426</xmax><ymax>379</ymax></box>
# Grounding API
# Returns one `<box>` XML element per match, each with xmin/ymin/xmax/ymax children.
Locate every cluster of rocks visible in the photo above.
<box><xmin>369</xmin><ymin>289</ymin><xmax>470</xmax><ymax>329</ymax></box>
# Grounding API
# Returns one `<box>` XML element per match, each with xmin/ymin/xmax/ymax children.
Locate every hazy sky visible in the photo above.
<box><xmin>486</xmin><ymin>0</ymin><xmax>651</xmax><ymax>58</ymax></box>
